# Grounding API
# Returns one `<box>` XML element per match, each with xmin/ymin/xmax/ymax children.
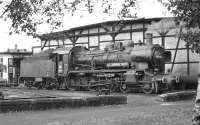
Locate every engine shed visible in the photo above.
<box><xmin>34</xmin><ymin>17</ymin><xmax>199</xmax><ymax>76</ymax></box>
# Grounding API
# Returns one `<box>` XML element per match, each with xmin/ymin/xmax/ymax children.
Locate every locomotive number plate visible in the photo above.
<box><xmin>35</xmin><ymin>77</ymin><xmax>42</xmax><ymax>82</ymax></box>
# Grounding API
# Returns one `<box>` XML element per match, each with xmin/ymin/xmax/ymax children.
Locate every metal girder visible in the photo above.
<box><xmin>41</xmin><ymin>40</ymin><xmax>48</xmax><ymax>50</ymax></box>
<box><xmin>100</xmin><ymin>22</ymin><xmax>126</xmax><ymax>41</ymax></box>
<box><xmin>171</xmin><ymin>26</ymin><xmax>183</xmax><ymax>72</ymax></box>
<box><xmin>63</xmin><ymin>30</ymin><xmax>83</xmax><ymax>46</ymax></box>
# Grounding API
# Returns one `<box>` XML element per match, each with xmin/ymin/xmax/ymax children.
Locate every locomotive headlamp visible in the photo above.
<box><xmin>162</xmin><ymin>77</ymin><xmax>168</xmax><ymax>83</ymax></box>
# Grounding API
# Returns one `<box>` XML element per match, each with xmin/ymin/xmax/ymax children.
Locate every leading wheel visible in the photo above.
<box><xmin>142</xmin><ymin>82</ymin><xmax>154</xmax><ymax>94</ymax></box>
<box><xmin>110</xmin><ymin>83</ymin><xmax>119</xmax><ymax>92</ymax></box>
<box><xmin>120</xmin><ymin>83</ymin><xmax>128</xmax><ymax>93</ymax></box>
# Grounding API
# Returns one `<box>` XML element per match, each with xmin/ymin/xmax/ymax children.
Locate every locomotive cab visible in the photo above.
<box><xmin>52</xmin><ymin>47</ymin><xmax>71</xmax><ymax>76</ymax></box>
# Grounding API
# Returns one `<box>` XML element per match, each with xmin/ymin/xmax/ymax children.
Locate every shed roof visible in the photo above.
<box><xmin>38</xmin><ymin>17</ymin><xmax>173</xmax><ymax>41</ymax></box>
<box><xmin>52</xmin><ymin>47</ymin><xmax>72</xmax><ymax>54</ymax></box>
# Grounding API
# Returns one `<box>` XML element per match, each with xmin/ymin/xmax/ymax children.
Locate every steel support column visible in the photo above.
<box><xmin>186</xmin><ymin>44</ymin><xmax>190</xmax><ymax>75</ymax></box>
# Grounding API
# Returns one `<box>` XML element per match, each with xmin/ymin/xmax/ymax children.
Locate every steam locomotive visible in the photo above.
<box><xmin>20</xmin><ymin>40</ymin><xmax>172</xmax><ymax>94</ymax></box>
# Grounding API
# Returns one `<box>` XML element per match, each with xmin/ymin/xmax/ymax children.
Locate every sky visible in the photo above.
<box><xmin>0</xmin><ymin>0</ymin><xmax>172</xmax><ymax>52</ymax></box>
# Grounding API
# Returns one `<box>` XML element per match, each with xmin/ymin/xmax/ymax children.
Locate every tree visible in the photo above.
<box><xmin>147</xmin><ymin>18</ymin><xmax>176</xmax><ymax>47</ymax></box>
<box><xmin>159</xmin><ymin>1</ymin><xmax>200</xmax><ymax>124</ymax></box>
<box><xmin>159</xmin><ymin>0</ymin><xmax>200</xmax><ymax>53</ymax></box>
<box><xmin>0</xmin><ymin>0</ymin><xmax>137</xmax><ymax>36</ymax></box>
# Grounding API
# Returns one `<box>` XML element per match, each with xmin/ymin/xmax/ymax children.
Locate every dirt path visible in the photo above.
<box><xmin>0</xmin><ymin>93</ymin><xmax>194</xmax><ymax>125</ymax></box>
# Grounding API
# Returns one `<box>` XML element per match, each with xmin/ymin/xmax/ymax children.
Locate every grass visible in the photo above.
<box><xmin>43</xmin><ymin>104</ymin><xmax>193</xmax><ymax>125</ymax></box>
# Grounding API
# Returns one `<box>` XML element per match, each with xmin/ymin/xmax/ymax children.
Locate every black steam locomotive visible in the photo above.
<box><xmin>20</xmin><ymin>40</ymin><xmax>172</xmax><ymax>94</ymax></box>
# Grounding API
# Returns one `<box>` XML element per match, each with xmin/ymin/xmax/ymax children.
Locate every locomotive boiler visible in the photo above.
<box><xmin>67</xmin><ymin>41</ymin><xmax>171</xmax><ymax>94</ymax></box>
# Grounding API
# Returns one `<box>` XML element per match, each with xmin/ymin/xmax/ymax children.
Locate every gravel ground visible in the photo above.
<box><xmin>0</xmin><ymin>89</ymin><xmax>194</xmax><ymax>125</ymax></box>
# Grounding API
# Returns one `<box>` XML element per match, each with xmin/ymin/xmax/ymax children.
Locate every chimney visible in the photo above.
<box><xmin>15</xmin><ymin>44</ymin><xmax>18</xmax><ymax>50</ymax></box>
<box><xmin>145</xmin><ymin>33</ymin><xmax>153</xmax><ymax>45</ymax></box>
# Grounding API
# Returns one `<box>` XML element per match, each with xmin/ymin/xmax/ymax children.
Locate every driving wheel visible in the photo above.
<box><xmin>120</xmin><ymin>83</ymin><xmax>128</xmax><ymax>93</ymax></box>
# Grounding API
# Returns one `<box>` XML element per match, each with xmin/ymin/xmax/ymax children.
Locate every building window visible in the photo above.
<box><xmin>0</xmin><ymin>58</ymin><xmax>3</xmax><ymax>63</ymax></box>
<box><xmin>0</xmin><ymin>57</ymin><xmax>3</xmax><ymax>64</ymax></box>
<box><xmin>8</xmin><ymin>58</ymin><xmax>13</xmax><ymax>66</ymax></box>
<box><xmin>59</xmin><ymin>55</ymin><xmax>63</xmax><ymax>61</ymax></box>
<box><xmin>8</xmin><ymin>67</ymin><xmax>13</xmax><ymax>73</ymax></box>
<box><xmin>0</xmin><ymin>70</ymin><xmax>3</xmax><ymax>78</ymax></box>
<box><xmin>0</xmin><ymin>72</ymin><xmax>3</xmax><ymax>78</ymax></box>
